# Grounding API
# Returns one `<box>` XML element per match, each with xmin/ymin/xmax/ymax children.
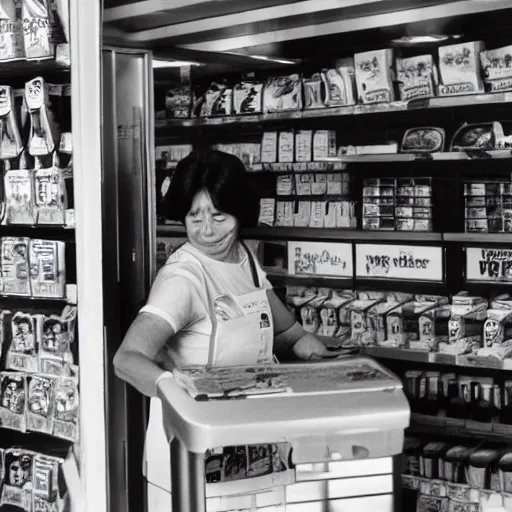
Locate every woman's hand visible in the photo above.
<box><xmin>292</xmin><ymin>333</ymin><xmax>344</xmax><ymax>361</ymax></box>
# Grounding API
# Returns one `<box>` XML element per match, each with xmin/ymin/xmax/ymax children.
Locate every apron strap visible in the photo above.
<box><xmin>240</xmin><ymin>240</ymin><xmax>261</xmax><ymax>289</ymax></box>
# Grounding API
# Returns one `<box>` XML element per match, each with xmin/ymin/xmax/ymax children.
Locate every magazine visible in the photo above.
<box><xmin>172</xmin><ymin>357</ymin><xmax>399</xmax><ymax>400</ymax></box>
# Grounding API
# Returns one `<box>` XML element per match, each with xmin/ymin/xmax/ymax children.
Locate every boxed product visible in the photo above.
<box><xmin>293</xmin><ymin>201</ymin><xmax>311</xmax><ymax>228</ymax></box>
<box><xmin>354</xmin><ymin>49</ymin><xmax>395</xmax><ymax>104</ymax></box>
<box><xmin>6</xmin><ymin>312</ymin><xmax>39</xmax><ymax>373</ymax></box>
<box><xmin>262</xmin><ymin>74</ymin><xmax>302</xmax><ymax>113</ymax></box>
<box><xmin>295</xmin><ymin>130</ymin><xmax>312</xmax><ymax>162</ymax></box>
<box><xmin>261</xmin><ymin>132</ymin><xmax>278</xmax><ymax>163</ymax></box>
<box><xmin>322</xmin><ymin>61</ymin><xmax>357</xmax><ymax>106</ymax></box>
<box><xmin>194</xmin><ymin>82</ymin><xmax>233</xmax><ymax>117</ymax></box>
<box><xmin>165</xmin><ymin>84</ymin><xmax>192</xmax><ymax>118</ymax></box>
<box><xmin>233</xmin><ymin>80</ymin><xmax>263</xmax><ymax>115</ymax></box>
<box><xmin>438</xmin><ymin>41</ymin><xmax>485</xmax><ymax>95</ymax></box>
<box><xmin>480</xmin><ymin>44</ymin><xmax>512</xmax><ymax>92</ymax></box>
<box><xmin>276</xmin><ymin>174</ymin><xmax>294</xmax><ymax>196</ymax></box>
<box><xmin>258</xmin><ymin>198</ymin><xmax>275</xmax><ymax>227</ymax></box>
<box><xmin>274</xmin><ymin>201</ymin><xmax>294</xmax><ymax>227</ymax></box>
<box><xmin>396</xmin><ymin>54</ymin><xmax>438</xmax><ymax>101</ymax></box>
<box><xmin>32</xmin><ymin>453</ymin><xmax>64</xmax><ymax>510</ymax></box>
<box><xmin>313</xmin><ymin>130</ymin><xmax>336</xmax><ymax>160</ymax></box>
<box><xmin>29</xmin><ymin>239</ymin><xmax>66</xmax><ymax>298</ymax></box>
<box><xmin>278</xmin><ymin>131</ymin><xmax>294</xmax><ymax>163</ymax></box>
<box><xmin>417</xmin><ymin>304</ymin><xmax>451</xmax><ymax>351</ymax></box>
<box><xmin>348</xmin><ymin>291</ymin><xmax>386</xmax><ymax>346</ymax></box>
<box><xmin>309</xmin><ymin>201</ymin><xmax>326</xmax><ymax>228</ymax></box>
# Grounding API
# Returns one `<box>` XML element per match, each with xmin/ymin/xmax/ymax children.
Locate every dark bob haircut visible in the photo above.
<box><xmin>165</xmin><ymin>148</ymin><xmax>259</xmax><ymax>228</ymax></box>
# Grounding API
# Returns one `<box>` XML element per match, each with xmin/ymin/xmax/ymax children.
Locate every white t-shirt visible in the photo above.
<box><xmin>140</xmin><ymin>242</ymin><xmax>272</xmax><ymax>367</ymax></box>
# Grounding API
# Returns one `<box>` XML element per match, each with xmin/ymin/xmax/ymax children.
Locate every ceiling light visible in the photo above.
<box><xmin>226</xmin><ymin>52</ymin><xmax>300</xmax><ymax>65</ymax></box>
<box><xmin>391</xmin><ymin>35</ymin><xmax>462</xmax><ymax>45</ymax></box>
<box><xmin>152</xmin><ymin>59</ymin><xmax>203</xmax><ymax>68</ymax></box>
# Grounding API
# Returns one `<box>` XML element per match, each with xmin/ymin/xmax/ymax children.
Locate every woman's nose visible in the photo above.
<box><xmin>201</xmin><ymin>215</ymin><xmax>214</xmax><ymax>236</ymax></box>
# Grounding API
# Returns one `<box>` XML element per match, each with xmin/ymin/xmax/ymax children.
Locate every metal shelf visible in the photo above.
<box><xmin>444</xmin><ymin>233</ymin><xmax>512</xmax><ymax>244</ymax></box>
<box><xmin>263</xmin><ymin>267</ymin><xmax>352</xmax><ymax>288</ymax></box>
<box><xmin>155</xmin><ymin>92</ymin><xmax>512</xmax><ymax>129</ymax></box>
<box><xmin>157</xmin><ymin>225</ymin><xmax>443</xmax><ymax>242</ymax></box>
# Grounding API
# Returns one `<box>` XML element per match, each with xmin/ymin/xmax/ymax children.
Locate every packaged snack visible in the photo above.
<box><xmin>25</xmin><ymin>77</ymin><xmax>57</xmax><ymax>156</ymax></box>
<box><xmin>193</xmin><ymin>82</ymin><xmax>229</xmax><ymax>117</ymax></box>
<box><xmin>418</xmin><ymin>304</ymin><xmax>451</xmax><ymax>350</ymax></box>
<box><xmin>53</xmin><ymin>375</ymin><xmax>79</xmax><ymax>442</ymax></box>
<box><xmin>39</xmin><ymin>306</ymin><xmax>75</xmax><ymax>376</ymax></box>
<box><xmin>27</xmin><ymin>375</ymin><xmax>56</xmax><ymax>434</ymax></box>
<box><xmin>311</xmin><ymin>174</ymin><xmax>326</xmax><ymax>195</ymax></box>
<box><xmin>0</xmin><ymin>449</ymin><xmax>33</xmax><ymax>510</ymax></box>
<box><xmin>233</xmin><ymin>81</ymin><xmax>263</xmax><ymax>115</ymax></box>
<box><xmin>165</xmin><ymin>85</ymin><xmax>192</xmax><ymax>118</ymax></box>
<box><xmin>0</xmin><ymin>85</ymin><xmax>22</xmax><ymax>158</ymax></box>
<box><xmin>34</xmin><ymin>155</ymin><xmax>67</xmax><ymax>225</ymax></box>
<box><xmin>295</xmin><ymin>174</ymin><xmax>313</xmax><ymax>195</ymax></box>
<box><xmin>1</xmin><ymin>237</ymin><xmax>31</xmax><ymax>295</ymax></box>
<box><xmin>0</xmin><ymin>372</ymin><xmax>27</xmax><ymax>432</ymax></box>
<box><xmin>313</xmin><ymin>130</ymin><xmax>336</xmax><ymax>160</ymax></box>
<box><xmin>22</xmin><ymin>0</ymin><xmax>54</xmax><ymax>60</ymax></box>
<box><xmin>326</xmin><ymin>173</ymin><xmax>342</xmax><ymax>195</ymax></box>
<box><xmin>480</xmin><ymin>44</ymin><xmax>512</xmax><ymax>92</ymax></box>
<box><xmin>32</xmin><ymin>453</ymin><xmax>63</xmax><ymax>510</ymax></box>
<box><xmin>349</xmin><ymin>292</ymin><xmax>385</xmax><ymax>345</ymax></box>
<box><xmin>263</xmin><ymin>75</ymin><xmax>302</xmax><ymax>113</ymax></box>
<box><xmin>309</xmin><ymin>201</ymin><xmax>326</xmax><ymax>228</ymax></box>
<box><xmin>6</xmin><ymin>312</ymin><xmax>39</xmax><ymax>372</ymax></box>
<box><xmin>438</xmin><ymin>41</ymin><xmax>485</xmax><ymax>95</ymax></box>
<box><xmin>293</xmin><ymin>201</ymin><xmax>311</xmax><ymax>227</ymax></box>
<box><xmin>4</xmin><ymin>159</ymin><xmax>37</xmax><ymax>225</ymax></box>
<box><xmin>354</xmin><ymin>49</ymin><xmax>395</xmax><ymax>104</ymax></box>
<box><xmin>257</xmin><ymin>199</ymin><xmax>275</xmax><ymax>227</ymax></box>
<box><xmin>276</xmin><ymin>174</ymin><xmax>294</xmax><ymax>196</ymax></box>
<box><xmin>211</xmin><ymin>87</ymin><xmax>233</xmax><ymax>116</ymax></box>
<box><xmin>278</xmin><ymin>131</ymin><xmax>294</xmax><ymax>162</ymax></box>
<box><xmin>401</xmin><ymin>127</ymin><xmax>445</xmax><ymax>153</ymax></box>
<box><xmin>0</xmin><ymin>1</ymin><xmax>22</xmax><ymax>62</ymax></box>
<box><xmin>322</xmin><ymin>63</ymin><xmax>356</xmax><ymax>106</ymax></box>
<box><xmin>29</xmin><ymin>239</ymin><xmax>66</xmax><ymax>298</ymax></box>
<box><xmin>274</xmin><ymin>201</ymin><xmax>293</xmax><ymax>227</ymax></box>
<box><xmin>396</xmin><ymin>54</ymin><xmax>438</xmax><ymax>101</ymax></box>
<box><xmin>261</xmin><ymin>132</ymin><xmax>278</xmax><ymax>163</ymax></box>
<box><xmin>302</xmin><ymin>73</ymin><xmax>324</xmax><ymax>109</ymax></box>
<box><xmin>295</xmin><ymin>130</ymin><xmax>312</xmax><ymax>162</ymax></box>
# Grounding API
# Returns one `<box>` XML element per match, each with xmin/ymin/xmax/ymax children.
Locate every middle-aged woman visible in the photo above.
<box><xmin>113</xmin><ymin>148</ymin><xmax>342</xmax><ymax>511</ymax></box>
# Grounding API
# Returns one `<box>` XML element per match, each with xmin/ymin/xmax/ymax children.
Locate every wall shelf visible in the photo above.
<box><xmin>155</xmin><ymin>92</ymin><xmax>512</xmax><ymax>130</ymax></box>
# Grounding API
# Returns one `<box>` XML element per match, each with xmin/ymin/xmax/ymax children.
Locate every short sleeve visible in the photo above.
<box><xmin>139</xmin><ymin>265</ymin><xmax>207</xmax><ymax>331</ymax></box>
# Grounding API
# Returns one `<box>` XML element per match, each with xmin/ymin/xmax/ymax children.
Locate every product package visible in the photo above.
<box><xmin>38</xmin><ymin>305</ymin><xmax>77</xmax><ymax>376</ymax></box>
<box><xmin>165</xmin><ymin>85</ymin><xmax>192</xmax><ymax>118</ymax></box>
<box><xmin>0</xmin><ymin>449</ymin><xmax>33</xmax><ymax>511</ymax></box>
<box><xmin>22</xmin><ymin>0</ymin><xmax>54</xmax><ymax>60</ymax></box>
<box><xmin>302</xmin><ymin>73</ymin><xmax>324</xmax><ymax>109</ymax></box>
<box><xmin>322</xmin><ymin>61</ymin><xmax>357</xmax><ymax>106</ymax></box>
<box><xmin>257</xmin><ymin>198</ymin><xmax>275</xmax><ymax>227</ymax></box>
<box><xmin>295</xmin><ymin>130</ymin><xmax>312</xmax><ymax>162</ymax></box>
<box><xmin>309</xmin><ymin>201</ymin><xmax>326</xmax><ymax>228</ymax></box>
<box><xmin>0</xmin><ymin>372</ymin><xmax>27</xmax><ymax>432</ymax></box>
<box><xmin>29</xmin><ymin>239</ymin><xmax>66</xmax><ymax>298</ymax></box>
<box><xmin>260</xmin><ymin>132</ymin><xmax>278</xmax><ymax>163</ymax></box>
<box><xmin>263</xmin><ymin>75</ymin><xmax>302</xmax><ymax>113</ymax></box>
<box><xmin>6</xmin><ymin>312</ymin><xmax>39</xmax><ymax>373</ymax></box>
<box><xmin>313</xmin><ymin>130</ymin><xmax>336</xmax><ymax>160</ymax></box>
<box><xmin>25</xmin><ymin>77</ymin><xmax>56</xmax><ymax>156</ymax></box>
<box><xmin>418</xmin><ymin>304</ymin><xmax>451</xmax><ymax>351</ymax></box>
<box><xmin>1</xmin><ymin>237</ymin><xmax>31</xmax><ymax>295</ymax></box>
<box><xmin>354</xmin><ymin>49</ymin><xmax>395</xmax><ymax>104</ymax></box>
<box><xmin>0</xmin><ymin>85</ymin><xmax>23</xmax><ymax>158</ymax></box>
<box><xmin>295</xmin><ymin>174</ymin><xmax>313</xmax><ymax>195</ymax></box>
<box><xmin>32</xmin><ymin>453</ymin><xmax>63</xmax><ymax>510</ymax></box>
<box><xmin>349</xmin><ymin>291</ymin><xmax>386</xmax><ymax>346</ymax></box>
<box><xmin>233</xmin><ymin>81</ymin><xmax>263</xmax><ymax>115</ymax></box>
<box><xmin>276</xmin><ymin>174</ymin><xmax>294</xmax><ymax>196</ymax></box>
<box><xmin>4</xmin><ymin>159</ymin><xmax>37</xmax><ymax>225</ymax></box>
<box><xmin>396</xmin><ymin>54</ymin><xmax>438</xmax><ymax>101</ymax></box>
<box><xmin>480</xmin><ymin>44</ymin><xmax>512</xmax><ymax>92</ymax></box>
<box><xmin>438</xmin><ymin>41</ymin><xmax>485</xmax><ymax>95</ymax></box>
<box><xmin>193</xmin><ymin>82</ymin><xmax>231</xmax><ymax>117</ymax></box>
<box><xmin>401</xmin><ymin>127</ymin><xmax>445</xmax><ymax>153</ymax></box>
<box><xmin>293</xmin><ymin>201</ymin><xmax>311</xmax><ymax>227</ymax></box>
<box><xmin>274</xmin><ymin>201</ymin><xmax>294</xmax><ymax>227</ymax></box>
<box><xmin>477</xmin><ymin>297</ymin><xmax>512</xmax><ymax>361</ymax></box>
<box><xmin>26</xmin><ymin>375</ymin><xmax>56</xmax><ymax>434</ymax></box>
<box><xmin>0</xmin><ymin>1</ymin><xmax>23</xmax><ymax>62</ymax></box>
<box><xmin>34</xmin><ymin>154</ymin><xmax>67</xmax><ymax>225</ymax></box>
<box><xmin>53</xmin><ymin>375</ymin><xmax>79</xmax><ymax>442</ymax></box>
<box><xmin>278</xmin><ymin>131</ymin><xmax>294</xmax><ymax>162</ymax></box>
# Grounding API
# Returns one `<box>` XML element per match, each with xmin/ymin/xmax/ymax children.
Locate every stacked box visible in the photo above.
<box><xmin>362</xmin><ymin>178</ymin><xmax>433</xmax><ymax>231</ymax></box>
<box><xmin>464</xmin><ymin>182</ymin><xmax>512</xmax><ymax>233</ymax></box>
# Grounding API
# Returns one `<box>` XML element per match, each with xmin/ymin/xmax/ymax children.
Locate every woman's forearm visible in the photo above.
<box><xmin>114</xmin><ymin>350</ymin><xmax>173</xmax><ymax>398</ymax></box>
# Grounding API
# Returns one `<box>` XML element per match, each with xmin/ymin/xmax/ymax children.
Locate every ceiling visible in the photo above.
<box><xmin>103</xmin><ymin>0</ymin><xmax>512</xmax><ymax>72</ymax></box>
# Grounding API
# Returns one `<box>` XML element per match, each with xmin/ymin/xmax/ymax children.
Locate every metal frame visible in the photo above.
<box><xmin>71</xmin><ymin>0</ymin><xmax>107</xmax><ymax>511</ymax></box>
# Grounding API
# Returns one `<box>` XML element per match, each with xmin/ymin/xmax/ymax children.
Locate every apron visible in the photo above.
<box><xmin>144</xmin><ymin>242</ymin><xmax>275</xmax><ymax>503</ymax></box>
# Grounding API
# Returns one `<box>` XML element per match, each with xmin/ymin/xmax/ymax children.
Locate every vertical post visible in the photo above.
<box><xmin>171</xmin><ymin>438</ymin><xmax>191</xmax><ymax>512</ymax></box>
<box><xmin>188</xmin><ymin>452</ymin><xmax>207</xmax><ymax>512</ymax></box>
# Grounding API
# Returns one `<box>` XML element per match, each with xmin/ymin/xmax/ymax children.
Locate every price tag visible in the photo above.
<box><xmin>355</xmin><ymin>244</ymin><xmax>443</xmax><ymax>282</ymax></box>
<box><xmin>288</xmin><ymin>241</ymin><xmax>352</xmax><ymax>277</ymax></box>
<box><xmin>466</xmin><ymin>247</ymin><xmax>512</xmax><ymax>282</ymax></box>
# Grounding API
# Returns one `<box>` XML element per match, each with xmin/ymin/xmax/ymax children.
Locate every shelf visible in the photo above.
<box><xmin>157</xmin><ymin>225</ymin><xmax>443</xmax><ymax>242</ymax></box>
<box><xmin>444</xmin><ymin>233</ymin><xmax>512</xmax><ymax>244</ymax></box>
<box><xmin>0</xmin><ymin>58</ymin><xmax>70</xmax><ymax>78</ymax></box>
<box><xmin>409</xmin><ymin>413</ymin><xmax>512</xmax><ymax>441</ymax></box>
<box><xmin>155</xmin><ymin>92</ymin><xmax>512</xmax><ymax>129</ymax></box>
<box><xmin>363</xmin><ymin>346</ymin><xmax>432</xmax><ymax>363</ymax></box>
<box><xmin>263</xmin><ymin>267</ymin><xmax>352</xmax><ymax>288</ymax></box>
<box><xmin>0</xmin><ymin>226</ymin><xmax>75</xmax><ymax>241</ymax></box>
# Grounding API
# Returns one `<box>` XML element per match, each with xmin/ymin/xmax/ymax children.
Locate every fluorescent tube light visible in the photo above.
<box><xmin>391</xmin><ymin>35</ymin><xmax>462</xmax><ymax>44</ymax></box>
<box><xmin>152</xmin><ymin>59</ymin><xmax>202</xmax><ymax>68</ymax></box>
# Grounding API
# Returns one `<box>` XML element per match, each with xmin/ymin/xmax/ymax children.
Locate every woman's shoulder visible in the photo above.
<box><xmin>157</xmin><ymin>244</ymin><xmax>205</xmax><ymax>281</ymax></box>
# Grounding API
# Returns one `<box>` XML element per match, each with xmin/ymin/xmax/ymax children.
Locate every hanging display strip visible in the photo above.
<box><xmin>355</xmin><ymin>244</ymin><xmax>444</xmax><ymax>282</ymax></box>
<box><xmin>466</xmin><ymin>247</ymin><xmax>512</xmax><ymax>283</ymax></box>
<box><xmin>287</xmin><ymin>241</ymin><xmax>352</xmax><ymax>277</ymax></box>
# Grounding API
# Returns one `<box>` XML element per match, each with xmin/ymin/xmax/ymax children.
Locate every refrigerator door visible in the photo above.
<box><xmin>102</xmin><ymin>47</ymin><xmax>155</xmax><ymax>512</ymax></box>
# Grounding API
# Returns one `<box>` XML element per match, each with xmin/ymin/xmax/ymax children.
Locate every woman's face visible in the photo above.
<box><xmin>185</xmin><ymin>189</ymin><xmax>238</xmax><ymax>259</ymax></box>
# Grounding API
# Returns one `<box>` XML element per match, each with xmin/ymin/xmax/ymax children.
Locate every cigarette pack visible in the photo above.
<box><xmin>258</xmin><ymin>199</ymin><xmax>275</xmax><ymax>227</ymax></box>
<box><xmin>261</xmin><ymin>132</ymin><xmax>278</xmax><ymax>163</ymax></box>
<box><xmin>295</xmin><ymin>130</ymin><xmax>312</xmax><ymax>162</ymax></box>
<box><xmin>278</xmin><ymin>132</ymin><xmax>294</xmax><ymax>163</ymax></box>
<box><xmin>274</xmin><ymin>201</ymin><xmax>294</xmax><ymax>227</ymax></box>
<box><xmin>294</xmin><ymin>201</ymin><xmax>311</xmax><ymax>227</ymax></box>
<box><xmin>309</xmin><ymin>201</ymin><xmax>326</xmax><ymax>228</ymax></box>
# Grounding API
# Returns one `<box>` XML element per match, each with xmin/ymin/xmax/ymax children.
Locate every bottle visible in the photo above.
<box><xmin>474</xmin><ymin>378</ymin><xmax>498</xmax><ymax>423</ymax></box>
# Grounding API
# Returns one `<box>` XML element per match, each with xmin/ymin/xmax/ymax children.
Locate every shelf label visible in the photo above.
<box><xmin>466</xmin><ymin>247</ymin><xmax>512</xmax><ymax>282</ymax></box>
<box><xmin>288</xmin><ymin>241</ymin><xmax>352</xmax><ymax>277</ymax></box>
<box><xmin>355</xmin><ymin>244</ymin><xmax>443</xmax><ymax>282</ymax></box>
